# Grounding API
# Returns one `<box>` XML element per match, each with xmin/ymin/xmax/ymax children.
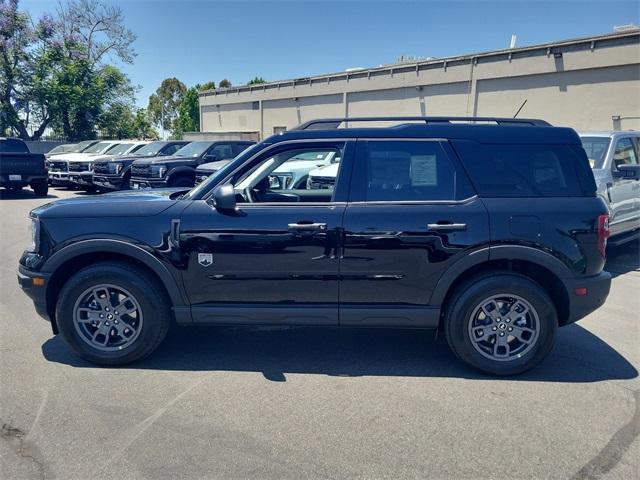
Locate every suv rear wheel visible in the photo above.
<box><xmin>56</xmin><ymin>262</ymin><xmax>171</xmax><ymax>365</ymax></box>
<box><xmin>444</xmin><ymin>273</ymin><xmax>557</xmax><ymax>375</ymax></box>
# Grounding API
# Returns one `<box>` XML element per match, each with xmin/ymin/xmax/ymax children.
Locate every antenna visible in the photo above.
<box><xmin>513</xmin><ymin>99</ymin><xmax>527</xmax><ymax>118</ymax></box>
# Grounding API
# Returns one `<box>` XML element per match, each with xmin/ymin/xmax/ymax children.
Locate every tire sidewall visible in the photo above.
<box><xmin>446</xmin><ymin>275</ymin><xmax>558</xmax><ymax>376</ymax></box>
<box><xmin>56</xmin><ymin>265</ymin><xmax>169</xmax><ymax>364</ymax></box>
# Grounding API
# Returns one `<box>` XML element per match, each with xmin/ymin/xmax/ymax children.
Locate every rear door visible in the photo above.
<box><xmin>340</xmin><ymin>139</ymin><xmax>488</xmax><ymax>327</ymax></box>
<box><xmin>608</xmin><ymin>136</ymin><xmax>640</xmax><ymax>235</ymax></box>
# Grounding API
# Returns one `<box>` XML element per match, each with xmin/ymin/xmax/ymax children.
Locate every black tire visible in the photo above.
<box><xmin>31</xmin><ymin>182</ymin><xmax>48</xmax><ymax>197</ymax></box>
<box><xmin>56</xmin><ymin>262</ymin><xmax>172</xmax><ymax>365</ymax></box>
<box><xmin>169</xmin><ymin>176</ymin><xmax>194</xmax><ymax>188</ymax></box>
<box><xmin>444</xmin><ymin>272</ymin><xmax>557</xmax><ymax>376</ymax></box>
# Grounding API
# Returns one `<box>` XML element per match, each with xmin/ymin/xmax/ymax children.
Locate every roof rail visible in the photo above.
<box><xmin>294</xmin><ymin>116</ymin><xmax>551</xmax><ymax>130</ymax></box>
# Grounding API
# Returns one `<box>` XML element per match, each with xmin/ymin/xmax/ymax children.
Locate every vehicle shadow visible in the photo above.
<box><xmin>606</xmin><ymin>240</ymin><xmax>639</xmax><ymax>278</ymax></box>
<box><xmin>42</xmin><ymin>323</ymin><xmax>637</xmax><ymax>383</ymax></box>
<box><xmin>0</xmin><ymin>189</ymin><xmax>58</xmax><ymax>200</ymax></box>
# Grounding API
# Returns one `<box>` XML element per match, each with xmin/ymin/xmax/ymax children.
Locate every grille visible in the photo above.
<box><xmin>48</xmin><ymin>160</ymin><xmax>68</xmax><ymax>172</ymax></box>
<box><xmin>93</xmin><ymin>162</ymin><xmax>110</xmax><ymax>174</ymax></box>
<box><xmin>131</xmin><ymin>165</ymin><xmax>149</xmax><ymax>177</ymax></box>
<box><xmin>68</xmin><ymin>162</ymin><xmax>91</xmax><ymax>172</ymax></box>
<box><xmin>309</xmin><ymin>176</ymin><xmax>335</xmax><ymax>189</ymax></box>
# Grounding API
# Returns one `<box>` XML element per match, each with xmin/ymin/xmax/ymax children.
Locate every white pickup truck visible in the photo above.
<box><xmin>580</xmin><ymin>131</ymin><xmax>640</xmax><ymax>245</ymax></box>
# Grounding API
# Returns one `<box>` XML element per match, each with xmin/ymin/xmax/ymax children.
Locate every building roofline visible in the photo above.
<box><xmin>199</xmin><ymin>29</ymin><xmax>640</xmax><ymax>98</ymax></box>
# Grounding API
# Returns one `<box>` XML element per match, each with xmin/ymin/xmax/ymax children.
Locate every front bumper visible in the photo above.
<box><xmin>562</xmin><ymin>271</ymin><xmax>611</xmax><ymax>325</ymax></box>
<box><xmin>93</xmin><ymin>174</ymin><xmax>124</xmax><ymax>190</ymax></box>
<box><xmin>69</xmin><ymin>172</ymin><xmax>94</xmax><ymax>187</ymax></box>
<box><xmin>130</xmin><ymin>177</ymin><xmax>168</xmax><ymax>189</ymax></box>
<box><xmin>17</xmin><ymin>265</ymin><xmax>53</xmax><ymax>329</ymax></box>
<box><xmin>48</xmin><ymin>171</ymin><xmax>71</xmax><ymax>185</ymax></box>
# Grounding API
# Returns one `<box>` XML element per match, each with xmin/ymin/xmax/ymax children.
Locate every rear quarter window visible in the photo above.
<box><xmin>452</xmin><ymin>141</ymin><xmax>596</xmax><ymax>197</ymax></box>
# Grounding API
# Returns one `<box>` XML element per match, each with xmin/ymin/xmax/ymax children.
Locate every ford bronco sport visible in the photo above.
<box><xmin>18</xmin><ymin>117</ymin><xmax>611</xmax><ymax>375</ymax></box>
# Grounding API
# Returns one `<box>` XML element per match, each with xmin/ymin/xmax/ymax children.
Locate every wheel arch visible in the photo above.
<box><xmin>43</xmin><ymin>239</ymin><xmax>189</xmax><ymax>332</ymax></box>
<box><xmin>166</xmin><ymin>167</ymin><xmax>195</xmax><ymax>184</ymax></box>
<box><xmin>433</xmin><ymin>246</ymin><xmax>572</xmax><ymax>327</ymax></box>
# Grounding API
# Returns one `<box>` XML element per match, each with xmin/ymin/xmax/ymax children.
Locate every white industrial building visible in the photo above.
<box><xmin>199</xmin><ymin>30</ymin><xmax>640</xmax><ymax>139</ymax></box>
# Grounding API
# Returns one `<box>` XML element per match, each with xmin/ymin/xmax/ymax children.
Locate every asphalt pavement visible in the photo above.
<box><xmin>1</xmin><ymin>187</ymin><xmax>638</xmax><ymax>479</ymax></box>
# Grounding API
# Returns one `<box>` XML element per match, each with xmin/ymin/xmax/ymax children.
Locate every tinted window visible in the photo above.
<box><xmin>0</xmin><ymin>139</ymin><xmax>29</xmax><ymax>153</ymax></box>
<box><xmin>161</xmin><ymin>144</ymin><xmax>182</xmax><ymax>156</ymax></box>
<box><xmin>612</xmin><ymin>138</ymin><xmax>638</xmax><ymax>169</ymax></box>
<box><xmin>454</xmin><ymin>141</ymin><xmax>595</xmax><ymax>197</ymax></box>
<box><xmin>358</xmin><ymin>141</ymin><xmax>470</xmax><ymax>201</ymax></box>
<box><xmin>208</xmin><ymin>144</ymin><xmax>234</xmax><ymax>160</ymax></box>
<box><xmin>580</xmin><ymin>136</ymin><xmax>610</xmax><ymax>169</ymax></box>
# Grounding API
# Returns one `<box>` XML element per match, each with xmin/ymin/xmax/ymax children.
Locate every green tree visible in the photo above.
<box><xmin>0</xmin><ymin>0</ymin><xmax>136</xmax><ymax>140</ymax></box>
<box><xmin>198</xmin><ymin>81</ymin><xmax>215</xmax><ymax>92</ymax></box>
<box><xmin>218</xmin><ymin>78</ymin><xmax>232</xmax><ymax>88</ymax></box>
<box><xmin>177</xmin><ymin>86</ymin><xmax>199</xmax><ymax>133</ymax></box>
<box><xmin>132</xmin><ymin>108</ymin><xmax>158</xmax><ymax>139</ymax></box>
<box><xmin>248</xmin><ymin>76</ymin><xmax>266</xmax><ymax>85</ymax></box>
<box><xmin>147</xmin><ymin>77</ymin><xmax>186</xmax><ymax>135</ymax></box>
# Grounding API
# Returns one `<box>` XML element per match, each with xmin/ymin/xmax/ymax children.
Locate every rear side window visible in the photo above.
<box><xmin>453</xmin><ymin>141</ymin><xmax>596</xmax><ymax>197</ymax></box>
<box><xmin>355</xmin><ymin>140</ymin><xmax>474</xmax><ymax>201</ymax></box>
<box><xmin>0</xmin><ymin>139</ymin><xmax>29</xmax><ymax>153</ymax></box>
<box><xmin>612</xmin><ymin>138</ymin><xmax>638</xmax><ymax>169</ymax></box>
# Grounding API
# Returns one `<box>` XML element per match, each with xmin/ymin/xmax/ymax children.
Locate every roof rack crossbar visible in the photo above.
<box><xmin>294</xmin><ymin>116</ymin><xmax>551</xmax><ymax>130</ymax></box>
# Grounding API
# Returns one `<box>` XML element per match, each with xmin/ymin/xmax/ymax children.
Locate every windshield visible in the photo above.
<box><xmin>173</xmin><ymin>141</ymin><xmax>212</xmax><ymax>158</ymax></box>
<box><xmin>72</xmin><ymin>141</ymin><xmax>97</xmax><ymax>152</ymax></box>
<box><xmin>131</xmin><ymin>141</ymin><xmax>165</xmax><ymax>156</ymax></box>
<box><xmin>580</xmin><ymin>136</ymin><xmax>611</xmax><ymax>169</ymax></box>
<box><xmin>48</xmin><ymin>144</ymin><xmax>74</xmax><ymax>154</ymax></box>
<box><xmin>83</xmin><ymin>141</ymin><xmax>113</xmax><ymax>154</ymax></box>
<box><xmin>183</xmin><ymin>143</ymin><xmax>265</xmax><ymax>200</ymax></box>
<box><xmin>106</xmin><ymin>143</ymin><xmax>137</xmax><ymax>156</ymax></box>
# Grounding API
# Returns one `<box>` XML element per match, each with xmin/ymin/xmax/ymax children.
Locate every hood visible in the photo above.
<box><xmin>49</xmin><ymin>152</ymin><xmax>98</xmax><ymax>162</ymax></box>
<box><xmin>32</xmin><ymin>188</ymin><xmax>186</xmax><ymax>219</ymax></box>
<box><xmin>94</xmin><ymin>154</ymin><xmax>155</xmax><ymax>166</ymax></box>
<box><xmin>309</xmin><ymin>162</ymin><xmax>339</xmax><ymax>177</ymax></box>
<box><xmin>196</xmin><ymin>159</ymin><xmax>231</xmax><ymax>173</ymax></box>
<box><xmin>132</xmin><ymin>155</ymin><xmax>197</xmax><ymax>167</ymax></box>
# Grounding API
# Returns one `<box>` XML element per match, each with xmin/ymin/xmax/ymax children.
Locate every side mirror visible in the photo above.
<box><xmin>203</xmin><ymin>154</ymin><xmax>217</xmax><ymax>162</ymax></box>
<box><xmin>212</xmin><ymin>184</ymin><xmax>236</xmax><ymax>212</ymax></box>
<box><xmin>614</xmin><ymin>164</ymin><xmax>640</xmax><ymax>180</ymax></box>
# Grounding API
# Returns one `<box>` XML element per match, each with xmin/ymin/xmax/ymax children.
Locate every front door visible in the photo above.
<box><xmin>179</xmin><ymin>140</ymin><xmax>353</xmax><ymax>325</ymax></box>
<box><xmin>608</xmin><ymin>137</ymin><xmax>640</xmax><ymax>235</ymax></box>
<box><xmin>340</xmin><ymin>139</ymin><xmax>488</xmax><ymax>327</ymax></box>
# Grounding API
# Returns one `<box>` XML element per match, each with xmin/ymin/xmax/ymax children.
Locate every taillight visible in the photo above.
<box><xmin>597</xmin><ymin>214</ymin><xmax>610</xmax><ymax>258</ymax></box>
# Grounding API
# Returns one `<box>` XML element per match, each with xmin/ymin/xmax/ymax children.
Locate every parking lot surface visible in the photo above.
<box><xmin>1</xmin><ymin>187</ymin><xmax>639</xmax><ymax>480</ymax></box>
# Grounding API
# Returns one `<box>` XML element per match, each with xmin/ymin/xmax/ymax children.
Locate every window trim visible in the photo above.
<box><xmin>350</xmin><ymin>137</ymin><xmax>474</xmax><ymax>204</ymax></box>
<box><xmin>201</xmin><ymin>138</ymin><xmax>356</xmax><ymax>205</ymax></box>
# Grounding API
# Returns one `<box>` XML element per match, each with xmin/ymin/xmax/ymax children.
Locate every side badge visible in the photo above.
<box><xmin>198</xmin><ymin>253</ymin><xmax>213</xmax><ymax>267</ymax></box>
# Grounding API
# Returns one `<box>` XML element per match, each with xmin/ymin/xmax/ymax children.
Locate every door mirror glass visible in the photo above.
<box><xmin>203</xmin><ymin>154</ymin><xmax>217</xmax><ymax>162</ymax></box>
<box><xmin>212</xmin><ymin>184</ymin><xmax>236</xmax><ymax>211</ymax></box>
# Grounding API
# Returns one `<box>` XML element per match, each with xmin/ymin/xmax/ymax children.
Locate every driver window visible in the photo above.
<box><xmin>234</xmin><ymin>145</ymin><xmax>343</xmax><ymax>204</ymax></box>
<box><xmin>613</xmin><ymin>138</ymin><xmax>638</xmax><ymax>170</ymax></box>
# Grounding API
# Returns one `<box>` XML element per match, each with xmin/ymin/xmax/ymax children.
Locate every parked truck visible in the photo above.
<box><xmin>0</xmin><ymin>138</ymin><xmax>48</xmax><ymax>196</ymax></box>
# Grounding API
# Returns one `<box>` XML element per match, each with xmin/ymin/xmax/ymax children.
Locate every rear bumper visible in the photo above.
<box><xmin>17</xmin><ymin>265</ymin><xmax>53</xmax><ymax>328</ymax></box>
<box><xmin>1</xmin><ymin>174</ymin><xmax>47</xmax><ymax>187</ymax></box>
<box><xmin>562</xmin><ymin>271</ymin><xmax>611</xmax><ymax>325</ymax></box>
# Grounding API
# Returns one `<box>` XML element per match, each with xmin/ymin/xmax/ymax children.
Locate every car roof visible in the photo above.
<box><xmin>578</xmin><ymin>130</ymin><xmax>639</xmax><ymax>138</ymax></box>
<box><xmin>267</xmin><ymin>123</ymin><xmax>582</xmax><ymax>145</ymax></box>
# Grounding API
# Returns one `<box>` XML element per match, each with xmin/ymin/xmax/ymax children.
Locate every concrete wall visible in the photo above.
<box><xmin>200</xmin><ymin>31</ymin><xmax>640</xmax><ymax>138</ymax></box>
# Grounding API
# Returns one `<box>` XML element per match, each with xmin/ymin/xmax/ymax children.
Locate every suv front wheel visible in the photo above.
<box><xmin>444</xmin><ymin>273</ymin><xmax>557</xmax><ymax>376</ymax></box>
<box><xmin>56</xmin><ymin>262</ymin><xmax>171</xmax><ymax>365</ymax></box>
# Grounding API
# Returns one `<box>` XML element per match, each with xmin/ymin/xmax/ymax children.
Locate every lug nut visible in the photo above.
<box><xmin>508</xmin><ymin>327</ymin><xmax>513</xmax><ymax>332</ymax></box>
<box><xmin>499</xmin><ymin>332</ymin><xmax>505</xmax><ymax>337</ymax></box>
<box><xmin>99</xmin><ymin>314</ymin><xmax>104</xmax><ymax>319</ymax></box>
<box><xmin>492</xmin><ymin>326</ymin><xmax>497</xmax><ymax>331</ymax></box>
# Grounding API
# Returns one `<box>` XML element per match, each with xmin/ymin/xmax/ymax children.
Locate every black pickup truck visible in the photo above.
<box><xmin>0</xmin><ymin>138</ymin><xmax>48</xmax><ymax>196</ymax></box>
<box><xmin>130</xmin><ymin>141</ymin><xmax>254</xmax><ymax>189</ymax></box>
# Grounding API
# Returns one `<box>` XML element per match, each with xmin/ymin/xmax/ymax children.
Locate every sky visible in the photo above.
<box><xmin>19</xmin><ymin>0</ymin><xmax>640</xmax><ymax>107</ymax></box>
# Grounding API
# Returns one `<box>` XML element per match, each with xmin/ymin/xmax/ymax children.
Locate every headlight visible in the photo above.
<box><xmin>157</xmin><ymin>166</ymin><xmax>167</xmax><ymax>177</ymax></box>
<box><xmin>110</xmin><ymin>162</ymin><xmax>124</xmax><ymax>174</ymax></box>
<box><xmin>28</xmin><ymin>217</ymin><xmax>40</xmax><ymax>252</ymax></box>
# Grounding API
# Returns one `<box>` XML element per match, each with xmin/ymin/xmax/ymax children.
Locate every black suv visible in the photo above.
<box><xmin>93</xmin><ymin>141</ymin><xmax>189</xmax><ymax>191</ymax></box>
<box><xmin>18</xmin><ymin>117</ymin><xmax>611</xmax><ymax>375</ymax></box>
<box><xmin>129</xmin><ymin>140</ymin><xmax>254</xmax><ymax>189</ymax></box>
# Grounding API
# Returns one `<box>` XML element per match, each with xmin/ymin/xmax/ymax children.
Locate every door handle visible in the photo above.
<box><xmin>427</xmin><ymin>222</ymin><xmax>467</xmax><ymax>231</ymax></box>
<box><xmin>288</xmin><ymin>222</ymin><xmax>327</xmax><ymax>231</ymax></box>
